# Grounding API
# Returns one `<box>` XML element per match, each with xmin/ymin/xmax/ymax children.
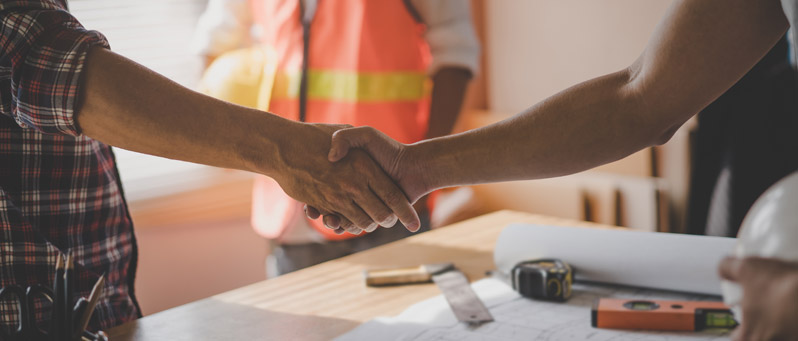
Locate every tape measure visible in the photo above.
<box><xmin>511</xmin><ymin>259</ymin><xmax>573</xmax><ymax>302</ymax></box>
<box><xmin>592</xmin><ymin>298</ymin><xmax>738</xmax><ymax>331</ymax></box>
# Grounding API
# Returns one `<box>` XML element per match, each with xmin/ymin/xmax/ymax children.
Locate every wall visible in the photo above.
<box><xmin>128</xmin><ymin>176</ymin><xmax>267</xmax><ymax>315</ymax></box>
<box><xmin>485</xmin><ymin>0</ymin><xmax>673</xmax><ymax>112</ymax></box>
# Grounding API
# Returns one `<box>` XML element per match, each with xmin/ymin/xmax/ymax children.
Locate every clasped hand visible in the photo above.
<box><xmin>274</xmin><ymin>124</ymin><xmax>420</xmax><ymax>235</ymax></box>
<box><xmin>303</xmin><ymin>126</ymin><xmax>430</xmax><ymax>234</ymax></box>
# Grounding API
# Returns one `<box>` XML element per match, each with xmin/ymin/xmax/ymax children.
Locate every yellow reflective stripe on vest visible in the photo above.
<box><xmin>273</xmin><ymin>70</ymin><xmax>428</xmax><ymax>102</ymax></box>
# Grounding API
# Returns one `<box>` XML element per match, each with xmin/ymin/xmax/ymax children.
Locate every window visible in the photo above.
<box><xmin>70</xmin><ymin>0</ymin><xmax>250</xmax><ymax>202</ymax></box>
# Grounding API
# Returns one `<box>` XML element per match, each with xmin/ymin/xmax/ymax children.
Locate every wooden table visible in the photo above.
<box><xmin>107</xmin><ymin>210</ymin><xmax>608</xmax><ymax>340</ymax></box>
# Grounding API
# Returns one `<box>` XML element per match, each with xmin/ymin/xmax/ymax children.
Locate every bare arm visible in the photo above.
<box><xmin>77</xmin><ymin>47</ymin><xmax>419</xmax><ymax>231</ymax></box>
<box><xmin>409</xmin><ymin>66</ymin><xmax>472</xmax><ymax>213</ymax></box>
<box><xmin>328</xmin><ymin>0</ymin><xmax>789</xmax><ymax>201</ymax></box>
<box><xmin>425</xmin><ymin>67</ymin><xmax>472</xmax><ymax>139</ymax></box>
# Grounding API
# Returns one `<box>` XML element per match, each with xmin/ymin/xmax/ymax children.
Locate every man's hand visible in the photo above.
<box><xmin>267</xmin><ymin>123</ymin><xmax>420</xmax><ymax>233</ymax></box>
<box><xmin>327</xmin><ymin>126</ymin><xmax>431</xmax><ymax>202</ymax></box>
<box><xmin>719</xmin><ymin>256</ymin><xmax>798</xmax><ymax>341</ymax></box>
<box><xmin>305</xmin><ymin>126</ymin><xmax>435</xmax><ymax>234</ymax></box>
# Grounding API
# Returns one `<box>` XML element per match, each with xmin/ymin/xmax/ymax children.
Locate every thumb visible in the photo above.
<box><xmin>328</xmin><ymin>127</ymin><xmax>372</xmax><ymax>162</ymax></box>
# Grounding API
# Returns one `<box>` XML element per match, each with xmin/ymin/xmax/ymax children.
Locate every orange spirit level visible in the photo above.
<box><xmin>591</xmin><ymin>298</ymin><xmax>738</xmax><ymax>331</ymax></box>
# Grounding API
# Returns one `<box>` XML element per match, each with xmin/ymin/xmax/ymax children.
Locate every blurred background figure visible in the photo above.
<box><xmin>685</xmin><ymin>36</ymin><xmax>798</xmax><ymax>237</ymax></box>
<box><xmin>192</xmin><ymin>0</ymin><xmax>480</xmax><ymax>276</ymax></box>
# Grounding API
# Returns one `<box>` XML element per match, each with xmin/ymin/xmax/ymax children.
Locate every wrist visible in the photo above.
<box><xmin>237</xmin><ymin>113</ymin><xmax>299</xmax><ymax>178</ymax></box>
<box><xmin>404</xmin><ymin>141</ymin><xmax>441</xmax><ymax>197</ymax></box>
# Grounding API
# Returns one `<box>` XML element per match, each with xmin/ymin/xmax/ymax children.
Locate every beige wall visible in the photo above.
<box><xmin>128</xmin><ymin>177</ymin><xmax>266</xmax><ymax>315</ymax></box>
<box><xmin>485</xmin><ymin>0</ymin><xmax>673</xmax><ymax>113</ymax></box>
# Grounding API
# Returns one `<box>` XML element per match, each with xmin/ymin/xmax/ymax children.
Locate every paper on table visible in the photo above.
<box><xmin>336</xmin><ymin>278</ymin><xmax>730</xmax><ymax>341</ymax></box>
<box><xmin>494</xmin><ymin>224</ymin><xmax>737</xmax><ymax>295</ymax></box>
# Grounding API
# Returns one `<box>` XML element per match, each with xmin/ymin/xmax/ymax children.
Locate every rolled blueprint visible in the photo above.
<box><xmin>494</xmin><ymin>224</ymin><xmax>736</xmax><ymax>295</ymax></box>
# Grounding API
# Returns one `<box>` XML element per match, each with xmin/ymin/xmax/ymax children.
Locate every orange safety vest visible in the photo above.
<box><xmin>250</xmin><ymin>0</ymin><xmax>432</xmax><ymax>241</ymax></box>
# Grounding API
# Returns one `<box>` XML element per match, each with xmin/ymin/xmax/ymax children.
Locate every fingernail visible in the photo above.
<box><xmin>366</xmin><ymin>223</ymin><xmax>378</xmax><ymax>233</ymax></box>
<box><xmin>381</xmin><ymin>216</ymin><xmax>397</xmax><ymax>227</ymax></box>
<box><xmin>324</xmin><ymin>220</ymin><xmax>337</xmax><ymax>229</ymax></box>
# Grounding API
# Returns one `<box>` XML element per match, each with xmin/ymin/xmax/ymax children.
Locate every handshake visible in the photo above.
<box><xmin>274</xmin><ymin>123</ymin><xmax>434</xmax><ymax>236</ymax></box>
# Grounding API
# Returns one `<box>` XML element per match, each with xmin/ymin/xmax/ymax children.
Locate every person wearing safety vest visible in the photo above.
<box><xmin>192</xmin><ymin>0</ymin><xmax>481</xmax><ymax>276</ymax></box>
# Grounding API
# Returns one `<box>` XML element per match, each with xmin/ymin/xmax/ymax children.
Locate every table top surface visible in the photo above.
<box><xmin>107</xmin><ymin>210</ymin><xmax>610</xmax><ymax>340</ymax></box>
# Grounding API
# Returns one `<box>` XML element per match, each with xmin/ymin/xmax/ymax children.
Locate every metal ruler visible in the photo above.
<box><xmin>363</xmin><ymin>262</ymin><xmax>494</xmax><ymax>325</ymax></box>
<box><xmin>430</xmin><ymin>265</ymin><xmax>494</xmax><ymax>325</ymax></box>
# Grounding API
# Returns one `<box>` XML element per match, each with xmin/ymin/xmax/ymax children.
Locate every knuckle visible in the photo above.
<box><xmin>334</xmin><ymin>129</ymin><xmax>352</xmax><ymax>139</ymax></box>
<box><xmin>342</xmin><ymin>181</ymin><xmax>361</xmax><ymax>194</ymax></box>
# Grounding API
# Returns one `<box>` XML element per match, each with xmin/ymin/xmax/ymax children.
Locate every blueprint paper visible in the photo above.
<box><xmin>494</xmin><ymin>224</ymin><xmax>736</xmax><ymax>295</ymax></box>
<box><xmin>336</xmin><ymin>278</ymin><xmax>730</xmax><ymax>341</ymax></box>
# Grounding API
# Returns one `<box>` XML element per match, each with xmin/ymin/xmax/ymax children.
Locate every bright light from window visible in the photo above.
<box><xmin>70</xmin><ymin>0</ymin><xmax>251</xmax><ymax>202</ymax></box>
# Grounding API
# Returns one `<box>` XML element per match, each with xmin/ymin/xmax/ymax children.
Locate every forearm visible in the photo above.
<box><xmin>425</xmin><ymin>67</ymin><xmax>472</xmax><ymax>139</ymax></box>
<box><xmin>411</xmin><ymin>69</ymin><xmax>659</xmax><ymax>189</ymax></box>
<box><xmin>77</xmin><ymin>47</ymin><xmax>421</xmax><ymax>230</ymax></box>
<box><xmin>77</xmin><ymin>47</ymin><xmax>292</xmax><ymax>177</ymax></box>
<box><xmin>408</xmin><ymin>0</ymin><xmax>788</xmax><ymax>192</ymax></box>
<box><xmin>326</xmin><ymin>0</ymin><xmax>788</xmax><ymax>210</ymax></box>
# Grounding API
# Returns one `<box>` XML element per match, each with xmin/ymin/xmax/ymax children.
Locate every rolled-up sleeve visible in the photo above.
<box><xmin>0</xmin><ymin>2</ymin><xmax>109</xmax><ymax>136</ymax></box>
<box><xmin>411</xmin><ymin>0</ymin><xmax>481</xmax><ymax>76</ymax></box>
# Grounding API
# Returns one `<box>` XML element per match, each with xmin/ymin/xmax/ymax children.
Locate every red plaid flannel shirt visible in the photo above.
<box><xmin>0</xmin><ymin>0</ymin><xmax>140</xmax><ymax>331</ymax></box>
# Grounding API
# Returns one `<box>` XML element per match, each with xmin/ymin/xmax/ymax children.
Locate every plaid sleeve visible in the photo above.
<box><xmin>0</xmin><ymin>2</ymin><xmax>109</xmax><ymax>136</ymax></box>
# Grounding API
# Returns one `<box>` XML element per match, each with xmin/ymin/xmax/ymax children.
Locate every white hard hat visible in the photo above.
<box><xmin>721</xmin><ymin>171</ymin><xmax>798</xmax><ymax>322</ymax></box>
